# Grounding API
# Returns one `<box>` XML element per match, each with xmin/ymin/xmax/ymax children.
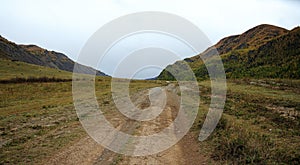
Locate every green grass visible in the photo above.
<box><xmin>0</xmin><ymin>61</ymin><xmax>166</xmax><ymax>164</ymax></box>
<box><xmin>158</xmin><ymin>26</ymin><xmax>300</xmax><ymax>81</ymax></box>
<box><xmin>0</xmin><ymin>59</ymin><xmax>72</xmax><ymax>80</ymax></box>
<box><xmin>193</xmin><ymin>79</ymin><xmax>300</xmax><ymax>164</ymax></box>
<box><xmin>0</xmin><ymin>81</ymin><xmax>81</xmax><ymax>164</ymax></box>
<box><xmin>1</xmin><ymin>59</ymin><xmax>299</xmax><ymax>164</ymax></box>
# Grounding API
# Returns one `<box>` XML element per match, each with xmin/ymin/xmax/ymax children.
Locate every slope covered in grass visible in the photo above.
<box><xmin>0</xmin><ymin>59</ymin><xmax>72</xmax><ymax>81</ymax></box>
<box><xmin>158</xmin><ymin>24</ymin><xmax>300</xmax><ymax>80</ymax></box>
<box><xmin>0</xmin><ymin>35</ymin><xmax>108</xmax><ymax>76</ymax></box>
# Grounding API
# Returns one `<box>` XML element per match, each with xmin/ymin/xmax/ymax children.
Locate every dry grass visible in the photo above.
<box><xmin>1</xmin><ymin>59</ymin><xmax>299</xmax><ymax>164</ymax></box>
<box><xmin>0</xmin><ymin>73</ymin><xmax>166</xmax><ymax>164</ymax></box>
<box><xmin>194</xmin><ymin>79</ymin><xmax>300</xmax><ymax>164</ymax></box>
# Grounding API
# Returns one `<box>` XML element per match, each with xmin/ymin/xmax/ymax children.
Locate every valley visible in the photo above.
<box><xmin>0</xmin><ymin>24</ymin><xmax>299</xmax><ymax>164</ymax></box>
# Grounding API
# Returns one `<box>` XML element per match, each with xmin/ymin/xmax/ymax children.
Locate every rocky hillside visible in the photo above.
<box><xmin>158</xmin><ymin>24</ymin><xmax>300</xmax><ymax>80</ymax></box>
<box><xmin>0</xmin><ymin>36</ymin><xmax>108</xmax><ymax>76</ymax></box>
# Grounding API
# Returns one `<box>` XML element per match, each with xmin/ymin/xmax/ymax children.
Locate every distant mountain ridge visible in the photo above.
<box><xmin>158</xmin><ymin>24</ymin><xmax>300</xmax><ymax>80</ymax></box>
<box><xmin>0</xmin><ymin>36</ymin><xmax>108</xmax><ymax>76</ymax></box>
<box><xmin>215</xmin><ymin>24</ymin><xmax>288</xmax><ymax>54</ymax></box>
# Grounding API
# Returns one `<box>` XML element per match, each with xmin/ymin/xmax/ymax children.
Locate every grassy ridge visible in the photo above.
<box><xmin>0</xmin><ymin>59</ymin><xmax>72</xmax><ymax>80</ymax></box>
<box><xmin>158</xmin><ymin>26</ymin><xmax>300</xmax><ymax>80</ymax></box>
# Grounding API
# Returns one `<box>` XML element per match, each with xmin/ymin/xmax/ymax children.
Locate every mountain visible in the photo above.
<box><xmin>0</xmin><ymin>35</ymin><xmax>108</xmax><ymax>76</ymax></box>
<box><xmin>158</xmin><ymin>24</ymin><xmax>300</xmax><ymax>80</ymax></box>
<box><xmin>214</xmin><ymin>24</ymin><xmax>288</xmax><ymax>54</ymax></box>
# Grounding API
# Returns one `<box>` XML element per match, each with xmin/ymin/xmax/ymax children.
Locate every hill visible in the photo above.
<box><xmin>158</xmin><ymin>24</ymin><xmax>300</xmax><ymax>80</ymax></box>
<box><xmin>0</xmin><ymin>59</ymin><xmax>73</xmax><ymax>81</ymax></box>
<box><xmin>0</xmin><ymin>35</ymin><xmax>108</xmax><ymax>76</ymax></box>
<box><xmin>214</xmin><ymin>24</ymin><xmax>288</xmax><ymax>54</ymax></box>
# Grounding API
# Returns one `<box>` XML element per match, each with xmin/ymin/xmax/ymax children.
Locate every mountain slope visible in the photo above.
<box><xmin>158</xmin><ymin>24</ymin><xmax>300</xmax><ymax>80</ymax></box>
<box><xmin>0</xmin><ymin>36</ymin><xmax>108</xmax><ymax>76</ymax></box>
<box><xmin>215</xmin><ymin>24</ymin><xmax>288</xmax><ymax>53</ymax></box>
<box><xmin>0</xmin><ymin>59</ymin><xmax>72</xmax><ymax>80</ymax></box>
<box><xmin>187</xmin><ymin>24</ymin><xmax>288</xmax><ymax>63</ymax></box>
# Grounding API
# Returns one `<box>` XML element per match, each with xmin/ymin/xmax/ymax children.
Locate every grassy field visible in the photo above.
<box><xmin>0</xmin><ymin>60</ymin><xmax>299</xmax><ymax>164</ymax></box>
<box><xmin>0</xmin><ymin>78</ymin><xmax>165</xmax><ymax>164</ymax></box>
<box><xmin>194</xmin><ymin>79</ymin><xmax>300</xmax><ymax>164</ymax></box>
<box><xmin>0</xmin><ymin>60</ymin><xmax>164</xmax><ymax>164</ymax></box>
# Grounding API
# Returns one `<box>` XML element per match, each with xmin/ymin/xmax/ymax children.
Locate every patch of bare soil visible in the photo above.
<box><xmin>44</xmin><ymin>136</ymin><xmax>104</xmax><ymax>165</ymax></box>
<box><xmin>266</xmin><ymin>104</ymin><xmax>299</xmax><ymax>120</ymax></box>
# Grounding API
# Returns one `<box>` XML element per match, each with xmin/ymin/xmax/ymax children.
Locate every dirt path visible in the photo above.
<box><xmin>45</xmin><ymin>136</ymin><xmax>104</xmax><ymax>165</ymax></box>
<box><xmin>45</xmin><ymin>84</ymin><xmax>208</xmax><ymax>165</ymax></box>
<box><xmin>120</xmin><ymin>85</ymin><xmax>208</xmax><ymax>165</ymax></box>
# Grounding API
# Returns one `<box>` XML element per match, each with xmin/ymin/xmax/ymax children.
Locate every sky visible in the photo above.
<box><xmin>1</xmin><ymin>0</ymin><xmax>299</xmax><ymax>78</ymax></box>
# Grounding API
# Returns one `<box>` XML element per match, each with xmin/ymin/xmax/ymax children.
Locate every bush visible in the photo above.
<box><xmin>0</xmin><ymin>77</ymin><xmax>71</xmax><ymax>83</ymax></box>
<box><xmin>213</xmin><ymin>127</ymin><xmax>274</xmax><ymax>164</ymax></box>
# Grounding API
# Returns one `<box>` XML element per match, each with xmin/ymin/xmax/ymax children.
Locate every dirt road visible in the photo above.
<box><xmin>46</xmin><ymin>84</ymin><xmax>209</xmax><ymax>165</ymax></box>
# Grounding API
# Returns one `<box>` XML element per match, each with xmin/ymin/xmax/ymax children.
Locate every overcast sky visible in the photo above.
<box><xmin>1</xmin><ymin>0</ymin><xmax>299</xmax><ymax>78</ymax></box>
